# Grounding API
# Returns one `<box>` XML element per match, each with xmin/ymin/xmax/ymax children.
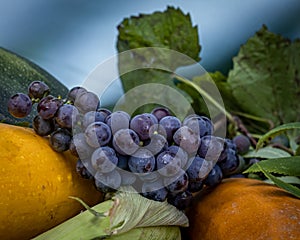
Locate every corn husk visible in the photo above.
<box><xmin>33</xmin><ymin>186</ymin><xmax>188</xmax><ymax>240</ymax></box>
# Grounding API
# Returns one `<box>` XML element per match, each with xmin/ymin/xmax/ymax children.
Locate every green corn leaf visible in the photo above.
<box><xmin>256</xmin><ymin>122</ymin><xmax>300</xmax><ymax>149</ymax></box>
<box><xmin>244</xmin><ymin>156</ymin><xmax>300</xmax><ymax>176</ymax></box>
<box><xmin>257</xmin><ymin>164</ymin><xmax>300</xmax><ymax>199</ymax></box>
<box><xmin>34</xmin><ymin>186</ymin><xmax>187</xmax><ymax>240</ymax></box>
<box><xmin>243</xmin><ymin>146</ymin><xmax>291</xmax><ymax>159</ymax></box>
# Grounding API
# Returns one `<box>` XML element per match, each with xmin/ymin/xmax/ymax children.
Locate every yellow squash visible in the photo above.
<box><xmin>0</xmin><ymin>123</ymin><xmax>102</xmax><ymax>240</ymax></box>
<box><xmin>186</xmin><ymin>178</ymin><xmax>300</xmax><ymax>240</ymax></box>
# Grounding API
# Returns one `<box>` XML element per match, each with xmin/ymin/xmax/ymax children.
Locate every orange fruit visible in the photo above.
<box><xmin>0</xmin><ymin>123</ymin><xmax>102</xmax><ymax>240</ymax></box>
<box><xmin>186</xmin><ymin>178</ymin><xmax>300</xmax><ymax>240</ymax></box>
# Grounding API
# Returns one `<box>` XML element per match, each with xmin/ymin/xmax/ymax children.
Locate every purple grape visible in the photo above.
<box><xmin>7</xmin><ymin>93</ymin><xmax>32</xmax><ymax>118</ymax></box>
<box><xmin>116</xmin><ymin>153</ymin><xmax>129</xmax><ymax>170</ymax></box>
<box><xmin>74</xmin><ymin>91</ymin><xmax>100</xmax><ymax>113</ymax></box>
<box><xmin>130</xmin><ymin>113</ymin><xmax>157</xmax><ymax>140</ymax></box>
<box><xmin>94</xmin><ymin>170</ymin><xmax>121</xmax><ymax>192</ymax></box>
<box><xmin>188</xmin><ymin>180</ymin><xmax>203</xmax><ymax>193</ymax></box>
<box><xmin>167</xmin><ymin>145</ymin><xmax>188</xmax><ymax>168</ymax></box>
<box><xmin>76</xmin><ymin>158</ymin><xmax>94</xmax><ymax>180</ymax></box>
<box><xmin>198</xmin><ymin>135</ymin><xmax>224</xmax><ymax>162</ymax></box>
<box><xmin>218</xmin><ymin>138</ymin><xmax>237</xmax><ymax>162</ymax></box>
<box><xmin>151</xmin><ymin>107</ymin><xmax>171</xmax><ymax>121</ymax></box>
<box><xmin>183</xmin><ymin>114</ymin><xmax>213</xmax><ymax>137</ymax></box>
<box><xmin>85</xmin><ymin>122</ymin><xmax>112</xmax><ymax>148</ymax></box>
<box><xmin>218</xmin><ymin>148</ymin><xmax>239</xmax><ymax>176</ymax></box>
<box><xmin>97</xmin><ymin>108</ymin><xmax>111</xmax><ymax>118</ymax></box>
<box><xmin>159</xmin><ymin>116</ymin><xmax>181</xmax><ymax>143</ymax></box>
<box><xmin>128</xmin><ymin>149</ymin><xmax>155</xmax><ymax>173</ymax></box>
<box><xmin>37</xmin><ymin>95</ymin><xmax>62</xmax><ymax>120</ymax></box>
<box><xmin>143</xmin><ymin>134</ymin><xmax>168</xmax><ymax>155</ymax></box>
<box><xmin>119</xmin><ymin>169</ymin><xmax>137</xmax><ymax>186</ymax></box>
<box><xmin>91</xmin><ymin>146</ymin><xmax>118</xmax><ymax>173</ymax></box>
<box><xmin>113</xmin><ymin>128</ymin><xmax>140</xmax><ymax>155</ymax></box>
<box><xmin>156</xmin><ymin>150</ymin><xmax>182</xmax><ymax>177</ymax></box>
<box><xmin>173</xmin><ymin>126</ymin><xmax>200</xmax><ymax>154</ymax></box>
<box><xmin>49</xmin><ymin>128</ymin><xmax>72</xmax><ymax>152</ymax></box>
<box><xmin>82</xmin><ymin>111</ymin><xmax>106</xmax><ymax>130</ymax></box>
<box><xmin>55</xmin><ymin>104</ymin><xmax>79</xmax><ymax>129</ymax></box>
<box><xmin>105</xmin><ymin>111</ymin><xmax>130</xmax><ymax>134</ymax></box>
<box><xmin>28</xmin><ymin>81</ymin><xmax>50</xmax><ymax>99</ymax></box>
<box><xmin>141</xmin><ymin>179</ymin><xmax>168</xmax><ymax>202</ymax></box>
<box><xmin>164</xmin><ymin>170</ymin><xmax>189</xmax><ymax>195</ymax></box>
<box><xmin>186</xmin><ymin>156</ymin><xmax>213</xmax><ymax>181</ymax></box>
<box><xmin>167</xmin><ymin>191</ymin><xmax>193</xmax><ymax>210</ymax></box>
<box><xmin>233</xmin><ymin>135</ymin><xmax>251</xmax><ymax>155</ymax></box>
<box><xmin>203</xmin><ymin>164</ymin><xmax>223</xmax><ymax>187</ymax></box>
<box><xmin>69</xmin><ymin>133</ymin><xmax>94</xmax><ymax>159</ymax></box>
<box><xmin>67</xmin><ymin>86</ymin><xmax>87</xmax><ymax>103</ymax></box>
<box><xmin>32</xmin><ymin>115</ymin><xmax>54</xmax><ymax>136</ymax></box>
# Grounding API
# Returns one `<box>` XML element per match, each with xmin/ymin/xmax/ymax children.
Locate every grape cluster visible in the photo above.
<box><xmin>7</xmin><ymin>81</ymin><xmax>243</xmax><ymax>210</ymax></box>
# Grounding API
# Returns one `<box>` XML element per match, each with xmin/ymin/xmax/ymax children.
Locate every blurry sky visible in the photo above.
<box><xmin>1</xmin><ymin>0</ymin><xmax>300</xmax><ymax>103</ymax></box>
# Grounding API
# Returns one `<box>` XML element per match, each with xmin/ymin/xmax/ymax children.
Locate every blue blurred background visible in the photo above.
<box><xmin>1</xmin><ymin>0</ymin><xmax>300</xmax><ymax>101</ymax></box>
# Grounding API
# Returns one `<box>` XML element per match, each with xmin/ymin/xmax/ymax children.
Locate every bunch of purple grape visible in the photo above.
<box><xmin>8</xmin><ymin>81</ymin><xmax>244</xmax><ymax>210</ymax></box>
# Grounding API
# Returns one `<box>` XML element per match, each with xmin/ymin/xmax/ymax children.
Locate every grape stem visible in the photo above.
<box><xmin>231</xmin><ymin>111</ymin><xmax>274</xmax><ymax>129</ymax></box>
<box><xmin>233</xmin><ymin>115</ymin><xmax>257</xmax><ymax>148</ymax></box>
<box><xmin>173</xmin><ymin>74</ymin><xmax>235</xmax><ymax>124</ymax></box>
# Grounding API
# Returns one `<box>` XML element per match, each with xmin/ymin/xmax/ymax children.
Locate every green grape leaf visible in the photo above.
<box><xmin>256</xmin><ymin>122</ymin><xmax>300</xmax><ymax>149</ymax></box>
<box><xmin>243</xmin><ymin>146</ymin><xmax>291</xmax><ymax>159</ymax></box>
<box><xmin>257</xmin><ymin>164</ymin><xmax>300</xmax><ymax>199</ymax></box>
<box><xmin>264</xmin><ymin>176</ymin><xmax>300</xmax><ymax>185</ymax></box>
<box><xmin>244</xmin><ymin>156</ymin><xmax>300</xmax><ymax>176</ymax></box>
<box><xmin>227</xmin><ymin>25</ymin><xmax>300</xmax><ymax>131</ymax></box>
<box><xmin>116</xmin><ymin>7</ymin><xmax>200</xmax><ymax>113</ymax></box>
<box><xmin>0</xmin><ymin>47</ymin><xmax>68</xmax><ymax>126</ymax></box>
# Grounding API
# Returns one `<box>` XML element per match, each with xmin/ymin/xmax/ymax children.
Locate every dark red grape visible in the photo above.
<box><xmin>32</xmin><ymin>115</ymin><xmax>54</xmax><ymax>136</ymax></box>
<box><xmin>7</xmin><ymin>93</ymin><xmax>32</xmax><ymax>118</ymax></box>
<box><xmin>28</xmin><ymin>81</ymin><xmax>50</xmax><ymax>99</ymax></box>
<box><xmin>49</xmin><ymin>128</ymin><xmax>72</xmax><ymax>152</ymax></box>
<box><xmin>37</xmin><ymin>95</ymin><xmax>63</xmax><ymax>120</ymax></box>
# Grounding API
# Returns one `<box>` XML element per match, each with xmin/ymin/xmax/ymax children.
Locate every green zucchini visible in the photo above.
<box><xmin>0</xmin><ymin>47</ymin><xmax>68</xmax><ymax>126</ymax></box>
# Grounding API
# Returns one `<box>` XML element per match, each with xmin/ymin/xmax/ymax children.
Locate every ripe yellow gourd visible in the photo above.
<box><xmin>0</xmin><ymin>123</ymin><xmax>102</xmax><ymax>240</ymax></box>
<box><xmin>186</xmin><ymin>178</ymin><xmax>300</xmax><ymax>240</ymax></box>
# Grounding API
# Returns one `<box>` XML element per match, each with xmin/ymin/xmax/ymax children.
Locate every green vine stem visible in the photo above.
<box><xmin>173</xmin><ymin>74</ymin><xmax>235</xmax><ymax>124</ymax></box>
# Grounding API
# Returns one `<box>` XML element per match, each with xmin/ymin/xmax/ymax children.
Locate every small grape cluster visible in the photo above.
<box><xmin>7</xmin><ymin>81</ymin><xmax>243</xmax><ymax>210</ymax></box>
